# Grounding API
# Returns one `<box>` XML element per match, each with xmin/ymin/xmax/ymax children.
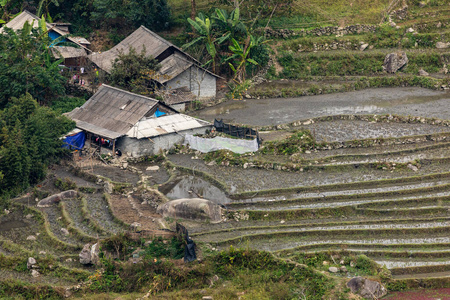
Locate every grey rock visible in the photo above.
<box><xmin>90</xmin><ymin>243</ymin><xmax>100</xmax><ymax>265</ymax></box>
<box><xmin>25</xmin><ymin>214</ymin><xmax>33</xmax><ymax>219</ymax></box>
<box><xmin>406</xmin><ymin>27</ymin><xmax>415</xmax><ymax>33</ymax></box>
<box><xmin>79</xmin><ymin>243</ymin><xmax>100</xmax><ymax>265</ymax></box>
<box><xmin>407</xmin><ymin>164</ymin><xmax>419</xmax><ymax>172</ymax></box>
<box><xmin>130</xmin><ymin>222</ymin><xmax>142</xmax><ymax>232</ymax></box>
<box><xmin>328</xmin><ymin>266</ymin><xmax>339</xmax><ymax>273</ymax></box>
<box><xmin>360</xmin><ymin>43</ymin><xmax>369</xmax><ymax>51</ymax></box>
<box><xmin>436</xmin><ymin>42</ymin><xmax>450</xmax><ymax>49</ymax></box>
<box><xmin>146</xmin><ymin>165</ymin><xmax>160</xmax><ymax>171</ymax></box>
<box><xmin>61</xmin><ymin>228</ymin><xmax>70</xmax><ymax>236</ymax></box>
<box><xmin>104</xmin><ymin>181</ymin><xmax>113</xmax><ymax>194</ymax></box>
<box><xmin>31</xmin><ymin>269</ymin><xmax>40</xmax><ymax>277</ymax></box>
<box><xmin>27</xmin><ymin>257</ymin><xmax>37</xmax><ymax>269</ymax></box>
<box><xmin>26</xmin><ymin>235</ymin><xmax>36</xmax><ymax>241</ymax></box>
<box><xmin>418</xmin><ymin>68</ymin><xmax>429</xmax><ymax>76</ymax></box>
<box><xmin>347</xmin><ymin>277</ymin><xmax>387</xmax><ymax>300</ymax></box>
<box><xmin>37</xmin><ymin>190</ymin><xmax>77</xmax><ymax>207</ymax></box>
<box><xmin>340</xmin><ymin>266</ymin><xmax>348</xmax><ymax>272</ymax></box>
<box><xmin>157</xmin><ymin>198</ymin><xmax>223</xmax><ymax>223</ymax></box>
<box><xmin>79</xmin><ymin>244</ymin><xmax>92</xmax><ymax>264</ymax></box>
<box><xmin>383</xmin><ymin>51</ymin><xmax>408</xmax><ymax>73</ymax></box>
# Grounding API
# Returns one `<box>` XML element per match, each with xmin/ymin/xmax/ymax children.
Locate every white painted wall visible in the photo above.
<box><xmin>117</xmin><ymin>125</ymin><xmax>212</xmax><ymax>158</ymax></box>
<box><xmin>165</xmin><ymin>66</ymin><xmax>216</xmax><ymax>100</ymax></box>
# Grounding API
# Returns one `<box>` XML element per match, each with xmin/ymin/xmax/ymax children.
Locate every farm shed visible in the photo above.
<box><xmin>88</xmin><ymin>26</ymin><xmax>219</xmax><ymax>103</ymax></box>
<box><xmin>66</xmin><ymin>84</ymin><xmax>211</xmax><ymax>157</ymax></box>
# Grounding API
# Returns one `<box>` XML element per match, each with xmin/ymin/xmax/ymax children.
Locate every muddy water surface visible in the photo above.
<box><xmin>162</xmin><ymin>176</ymin><xmax>231</xmax><ymax>205</ymax></box>
<box><xmin>192</xmin><ymin>87</ymin><xmax>450</xmax><ymax>126</ymax></box>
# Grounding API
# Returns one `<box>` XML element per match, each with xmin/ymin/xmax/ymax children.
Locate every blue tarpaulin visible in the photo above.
<box><xmin>153</xmin><ymin>108</ymin><xmax>166</xmax><ymax>117</ymax></box>
<box><xmin>62</xmin><ymin>131</ymin><xmax>85</xmax><ymax>150</ymax></box>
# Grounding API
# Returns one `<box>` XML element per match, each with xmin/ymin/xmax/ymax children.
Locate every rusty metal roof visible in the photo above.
<box><xmin>126</xmin><ymin>114</ymin><xmax>211</xmax><ymax>139</ymax></box>
<box><xmin>51</xmin><ymin>46</ymin><xmax>87</xmax><ymax>58</ymax></box>
<box><xmin>67</xmin><ymin>85</ymin><xmax>163</xmax><ymax>139</ymax></box>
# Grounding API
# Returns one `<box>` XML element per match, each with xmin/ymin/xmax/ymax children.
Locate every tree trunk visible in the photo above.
<box><xmin>190</xmin><ymin>0</ymin><xmax>196</xmax><ymax>20</ymax></box>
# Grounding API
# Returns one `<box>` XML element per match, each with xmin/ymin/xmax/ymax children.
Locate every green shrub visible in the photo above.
<box><xmin>261</xmin><ymin>130</ymin><xmax>316</xmax><ymax>155</ymax></box>
<box><xmin>55</xmin><ymin>177</ymin><xmax>77</xmax><ymax>191</ymax></box>
<box><xmin>355</xmin><ymin>254</ymin><xmax>379</xmax><ymax>275</ymax></box>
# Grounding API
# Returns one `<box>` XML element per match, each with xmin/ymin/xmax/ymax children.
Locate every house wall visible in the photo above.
<box><xmin>117</xmin><ymin>125</ymin><xmax>212</xmax><ymax>157</ymax></box>
<box><xmin>169</xmin><ymin>103</ymin><xmax>186</xmax><ymax>112</ymax></box>
<box><xmin>165</xmin><ymin>66</ymin><xmax>216</xmax><ymax>100</ymax></box>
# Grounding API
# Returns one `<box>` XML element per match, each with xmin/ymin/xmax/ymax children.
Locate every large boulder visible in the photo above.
<box><xmin>79</xmin><ymin>243</ymin><xmax>100</xmax><ymax>265</ymax></box>
<box><xmin>157</xmin><ymin>198</ymin><xmax>223</xmax><ymax>223</ymax></box>
<box><xmin>37</xmin><ymin>190</ymin><xmax>78</xmax><ymax>207</ymax></box>
<box><xmin>347</xmin><ymin>277</ymin><xmax>387</xmax><ymax>300</ymax></box>
<box><xmin>383</xmin><ymin>51</ymin><xmax>408</xmax><ymax>73</ymax></box>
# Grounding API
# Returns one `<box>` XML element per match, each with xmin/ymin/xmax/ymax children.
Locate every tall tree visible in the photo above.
<box><xmin>0</xmin><ymin>24</ymin><xmax>65</xmax><ymax>108</ymax></box>
<box><xmin>0</xmin><ymin>93</ymin><xmax>74</xmax><ymax>197</ymax></box>
<box><xmin>109</xmin><ymin>47</ymin><xmax>161</xmax><ymax>94</ymax></box>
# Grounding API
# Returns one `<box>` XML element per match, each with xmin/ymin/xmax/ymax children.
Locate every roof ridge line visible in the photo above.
<box><xmin>100</xmin><ymin>84</ymin><xmax>158</xmax><ymax>104</ymax></box>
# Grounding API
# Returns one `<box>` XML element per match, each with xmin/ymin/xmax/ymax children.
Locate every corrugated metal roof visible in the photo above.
<box><xmin>51</xmin><ymin>46</ymin><xmax>87</xmax><ymax>58</ymax></box>
<box><xmin>67</xmin><ymin>85</ymin><xmax>162</xmax><ymax>139</ymax></box>
<box><xmin>126</xmin><ymin>114</ymin><xmax>211</xmax><ymax>139</ymax></box>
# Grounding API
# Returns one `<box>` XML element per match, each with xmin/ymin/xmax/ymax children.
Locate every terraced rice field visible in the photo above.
<box><xmin>165</xmin><ymin>116</ymin><xmax>450</xmax><ymax>284</ymax></box>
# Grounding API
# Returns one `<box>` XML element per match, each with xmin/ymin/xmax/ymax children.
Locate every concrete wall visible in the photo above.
<box><xmin>170</xmin><ymin>102</ymin><xmax>186</xmax><ymax>112</ymax></box>
<box><xmin>117</xmin><ymin>125</ymin><xmax>212</xmax><ymax>157</ymax></box>
<box><xmin>166</xmin><ymin>66</ymin><xmax>216</xmax><ymax>100</ymax></box>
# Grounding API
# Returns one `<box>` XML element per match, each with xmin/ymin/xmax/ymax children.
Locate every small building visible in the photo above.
<box><xmin>88</xmin><ymin>26</ymin><xmax>219</xmax><ymax>105</ymax></box>
<box><xmin>66</xmin><ymin>84</ymin><xmax>211</xmax><ymax>157</ymax></box>
<box><xmin>0</xmin><ymin>10</ymin><xmax>91</xmax><ymax>67</ymax></box>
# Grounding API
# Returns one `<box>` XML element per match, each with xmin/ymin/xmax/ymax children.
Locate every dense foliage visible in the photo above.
<box><xmin>0</xmin><ymin>94</ymin><xmax>74</xmax><ymax>200</ymax></box>
<box><xmin>109</xmin><ymin>47</ymin><xmax>161</xmax><ymax>94</ymax></box>
<box><xmin>91</xmin><ymin>0</ymin><xmax>171</xmax><ymax>31</ymax></box>
<box><xmin>0</xmin><ymin>27</ymin><xmax>66</xmax><ymax>108</ymax></box>
<box><xmin>183</xmin><ymin>8</ymin><xmax>269</xmax><ymax>80</ymax></box>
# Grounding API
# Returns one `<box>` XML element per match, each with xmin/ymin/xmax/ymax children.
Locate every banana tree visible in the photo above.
<box><xmin>212</xmin><ymin>7</ymin><xmax>246</xmax><ymax>39</ymax></box>
<box><xmin>226</xmin><ymin>35</ymin><xmax>259</xmax><ymax>83</ymax></box>
<box><xmin>183</xmin><ymin>12</ymin><xmax>229</xmax><ymax>73</ymax></box>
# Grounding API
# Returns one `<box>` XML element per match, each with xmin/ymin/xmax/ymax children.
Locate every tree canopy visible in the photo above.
<box><xmin>0</xmin><ymin>25</ymin><xmax>66</xmax><ymax>108</ymax></box>
<box><xmin>109</xmin><ymin>47</ymin><xmax>161</xmax><ymax>94</ymax></box>
<box><xmin>0</xmin><ymin>93</ymin><xmax>74</xmax><ymax>199</ymax></box>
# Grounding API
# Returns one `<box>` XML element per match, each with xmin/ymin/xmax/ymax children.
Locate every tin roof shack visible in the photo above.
<box><xmin>0</xmin><ymin>10</ymin><xmax>91</xmax><ymax>67</ymax></box>
<box><xmin>66</xmin><ymin>84</ymin><xmax>212</xmax><ymax>157</ymax></box>
<box><xmin>88</xmin><ymin>26</ymin><xmax>219</xmax><ymax>105</ymax></box>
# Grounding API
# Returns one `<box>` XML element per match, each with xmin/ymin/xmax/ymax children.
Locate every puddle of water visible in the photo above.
<box><xmin>0</xmin><ymin>220</ymin><xmax>29</xmax><ymax>231</ymax></box>
<box><xmin>314</xmin><ymin>105</ymin><xmax>381</xmax><ymax>115</ymax></box>
<box><xmin>162</xmin><ymin>176</ymin><xmax>231</xmax><ymax>205</ymax></box>
<box><xmin>372</xmin><ymin>93</ymin><xmax>450</xmax><ymax>107</ymax></box>
<box><xmin>203</xmin><ymin>102</ymin><xmax>249</xmax><ymax>116</ymax></box>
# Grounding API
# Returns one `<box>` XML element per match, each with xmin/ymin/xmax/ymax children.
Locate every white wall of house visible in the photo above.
<box><xmin>165</xmin><ymin>66</ymin><xmax>216</xmax><ymax>100</ymax></box>
<box><xmin>117</xmin><ymin>125</ymin><xmax>212</xmax><ymax>157</ymax></box>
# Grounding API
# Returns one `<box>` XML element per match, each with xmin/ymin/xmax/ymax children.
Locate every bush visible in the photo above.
<box><xmin>355</xmin><ymin>254</ymin><xmax>379</xmax><ymax>275</ymax></box>
<box><xmin>261</xmin><ymin>130</ymin><xmax>317</xmax><ymax>155</ymax></box>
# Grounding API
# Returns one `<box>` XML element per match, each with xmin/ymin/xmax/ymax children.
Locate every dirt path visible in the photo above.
<box><xmin>191</xmin><ymin>87</ymin><xmax>450</xmax><ymax>126</ymax></box>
